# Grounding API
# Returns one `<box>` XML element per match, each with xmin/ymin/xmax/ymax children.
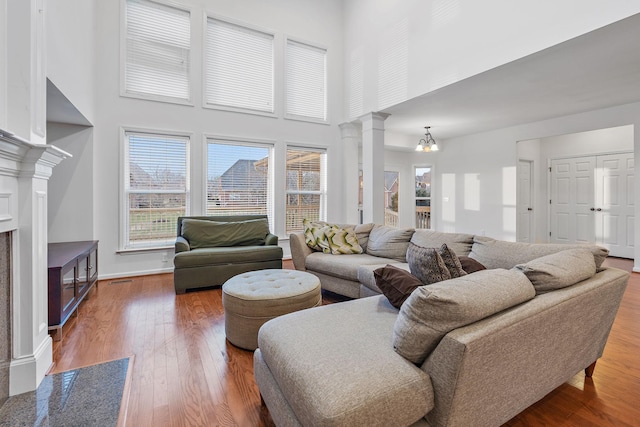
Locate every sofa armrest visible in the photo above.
<box><xmin>265</xmin><ymin>233</ymin><xmax>279</xmax><ymax>246</ymax></box>
<box><xmin>289</xmin><ymin>232</ymin><xmax>313</xmax><ymax>271</ymax></box>
<box><xmin>175</xmin><ymin>236</ymin><xmax>190</xmax><ymax>253</ymax></box>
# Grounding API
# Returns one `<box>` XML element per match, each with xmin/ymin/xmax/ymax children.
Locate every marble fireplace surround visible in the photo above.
<box><xmin>0</xmin><ymin>128</ymin><xmax>68</xmax><ymax>400</ymax></box>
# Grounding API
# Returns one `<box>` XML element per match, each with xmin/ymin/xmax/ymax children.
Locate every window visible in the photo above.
<box><xmin>124</xmin><ymin>131</ymin><xmax>189</xmax><ymax>249</ymax></box>
<box><xmin>206</xmin><ymin>140</ymin><xmax>273</xmax><ymax>225</ymax></box>
<box><xmin>123</xmin><ymin>0</ymin><xmax>191</xmax><ymax>102</ymax></box>
<box><xmin>285</xmin><ymin>39</ymin><xmax>327</xmax><ymax>122</ymax></box>
<box><xmin>286</xmin><ymin>148</ymin><xmax>327</xmax><ymax>233</ymax></box>
<box><xmin>415</xmin><ymin>167</ymin><xmax>431</xmax><ymax>229</ymax></box>
<box><xmin>384</xmin><ymin>171</ymin><xmax>399</xmax><ymax>227</ymax></box>
<box><xmin>205</xmin><ymin>18</ymin><xmax>274</xmax><ymax>113</ymax></box>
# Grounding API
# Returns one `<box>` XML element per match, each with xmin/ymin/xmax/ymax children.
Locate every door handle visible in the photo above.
<box><xmin>596</xmin><ymin>208</ymin><xmax>602</xmax><ymax>211</ymax></box>
<box><xmin>527</xmin><ymin>207</ymin><xmax>533</xmax><ymax>211</ymax></box>
<box><xmin>590</xmin><ymin>208</ymin><xmax>595</xmax><ymax>211</ymax></box>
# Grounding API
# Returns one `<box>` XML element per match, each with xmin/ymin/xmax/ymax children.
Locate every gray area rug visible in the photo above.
<box><xmin>0</xmin><ymin>357</ymin><xmax>130</xmax><ymax>427</ymax></box>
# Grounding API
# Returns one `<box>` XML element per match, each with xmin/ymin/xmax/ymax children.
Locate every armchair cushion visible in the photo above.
<box><xmin>181</xmin><ymin>218</ymin><xmax>270</xmax><ymax>249</ymax></box>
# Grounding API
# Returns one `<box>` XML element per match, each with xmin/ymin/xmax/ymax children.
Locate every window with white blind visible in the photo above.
<box><xmin>206</xmin><ymin>140</ymin><xmax>273</xmax><ymax>226</ymax></box>
<box><xmin>123</xmin><ymin>0</ymin><xmax>191</xmax><ymax>103</ymax></box>
<box><xmin>124</xmin><ymin>131</ymin><xmax>189</xmax><ymax>249</ymax></box>
<box><xmin>286</xmin><ymin>147</ymin><xmax>327</xmax><ymax>233</ymax></box>
<box><xmin>285</xmin><ymin>39</ymin><xmax>327</xmax><ymax>122</ymax></box>
<box><xmin>205</xmin><ymin>17</ymin><xmax>274</xmax><ymax>114</ymax></box>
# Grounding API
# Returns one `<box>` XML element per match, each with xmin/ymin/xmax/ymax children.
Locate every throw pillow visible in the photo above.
<box><xmin>458</xmin><ymin>256</ymin><xmax>487</xmax><ymax>274</ymax></box>
<box><xmin>393</xmin><ymin>269</ymin><xmax>536</xmax><ymax>364</ymax></box>
<box><xmin>514</xmin><ymin>248</ymin><xmax>596</xmax><ymax>294</ymax></box>
<box><xmin>406</xmin><ymin>242</ymin><xmax>451</xmax><ymax>285</ymax></box>
<box><xmin>373</xmin><ymin>265</ymin><xmax>423</xmax><ymax>309</ymax></box>
<box><xmin>326</xmin><ymin>226</ymin><xmax>364</xmax><ymax>254</ymax></box>
<box><xmin>303</xmin><ymin>219</ymin><xmax>332</xmax><ymax>253</ymax></box>
<box><xmin>366</xmin><ymin>225</ymin><xmax>415</xmax><ymax>262</ymax></box>
<box><xmin>438</xmin><ymin>244</ymin><xmax>467</xmax><ymax>278</ymax></box>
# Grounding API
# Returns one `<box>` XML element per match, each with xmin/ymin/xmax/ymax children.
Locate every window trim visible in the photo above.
<box><xmin>120</xmin><ymin>0</ymin><xmax>195</xmax><ymax>106</ymax></box>
<box><xmin>120</xmin><ymin>126</ymin><xmax>192</xmax><ymax>251</ymax></box>
<box><xmin>202</xmin><ymin>13</ymin><xmax>277</xmax><ymax>118</ymax></box>
<box><xmin>203</xmin><ymin>134</ymin><xmax>276</xmax><ymax>227</ymax></box>
<box><xmin>283</xmin><ymin>36</ymin><xmax>329</xmax><ymax>125</ymax></box>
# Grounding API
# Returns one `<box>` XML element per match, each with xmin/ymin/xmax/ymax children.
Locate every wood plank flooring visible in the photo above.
<box><xmin>52</xmin><ymin>258</ymin><xmax>639</xmax><ymax>426</ymax></box>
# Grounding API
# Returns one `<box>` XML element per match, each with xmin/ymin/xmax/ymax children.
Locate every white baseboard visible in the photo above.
<box><xmin>10</xmin><ymin>335</ymin><xmax>52</xmax><ymax>396</ymax></box>
<box><xmin>98</xmin><ymin>266</ymin><xmax>174</xmax><ymax>281</ymax></box>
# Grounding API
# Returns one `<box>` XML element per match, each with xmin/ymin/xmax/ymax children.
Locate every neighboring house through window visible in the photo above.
<box><xmin>206</xmin><ymin>139</ymin><xmax>273</xmax><ymax>226</ymax></box>
<box><xmin>123</xmin><ymin>0</ymin><xmax>192</xmax><ymax>103</ymax></box>
<box><xmin>286</xmin><ymin>148</ymin><xmax>327</xmax><ymax>233</ymax></box>
<box><xmin>415</xmin><ymin>167</ymin><xmax>431</xmax><ymax>229</ymax></box>
<box><xmin>124</xmin><ymin>131</ymin><xmax>190</xmax><ymax>249</ymax></box>
<box><xmin>384</xmin><ymin>171</ymin><xmax>399</xmax><ymax>227</ymax></box>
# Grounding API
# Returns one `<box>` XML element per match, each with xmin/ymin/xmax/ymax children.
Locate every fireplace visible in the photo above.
<box><xmin>0</xmin><ymin>129</ymin><xmax>68</xmax><ymax>399</ymax></box>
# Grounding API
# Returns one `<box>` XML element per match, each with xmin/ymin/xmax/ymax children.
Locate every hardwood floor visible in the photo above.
<box><xmin>51</xmin><ymin>259</ymin><xmax>640</xmax><ymax>426</ymax></box>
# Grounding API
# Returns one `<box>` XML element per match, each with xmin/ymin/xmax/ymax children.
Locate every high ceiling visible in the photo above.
<box><xmin>381</xmin><ymin>12</ymin><xmax>640</xmax><ymax>146</ymax></box>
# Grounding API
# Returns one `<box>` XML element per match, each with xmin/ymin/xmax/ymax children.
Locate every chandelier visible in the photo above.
<box><xmin>415</xmin><ymin>126</ymin><xmax>439</xmax><ymax>152</ymax></box>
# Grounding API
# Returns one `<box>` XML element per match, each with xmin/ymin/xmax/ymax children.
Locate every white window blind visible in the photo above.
<box><xmin>285</xmin><ymin>40</ymin><xmax>327</xmax><ymax>121</ymax></box>
<box><xmin>124</xmin><ymin>132</ymin><xmax>189</xmax><ymax>248</ymax></box>
<box><xmin>205</xmin><ymin>18</ymin><xmax>274</xmax><ymax>113</ymax></box>
<box><xmin>124</xmin><ymin>0</ymin><xmax>191</xmax><ymax>102</ymax></box>
<box><xmin>206</xmin><ymin>141</ymin><xmax>273</xmax><ymax>226</ymax></box>
<box><xmin>286</xmin><ymin>148</ymin><xmax>327</xmax><ymax>233</ymax></box>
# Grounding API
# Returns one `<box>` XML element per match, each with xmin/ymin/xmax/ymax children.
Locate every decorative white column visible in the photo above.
<box><xmin>339</xmin><ymin>122</ymin><xmax>361</xmax><ymax>224</ymax></box>
<box><xmin>359</xmin><ymin>112</ymin><xmax>389</xmax><ymax>224</ymax></box>
<box><xmin>0</xmin><ymin>132</ymin><xmax>69</xmax><ymax>396</ymax></box>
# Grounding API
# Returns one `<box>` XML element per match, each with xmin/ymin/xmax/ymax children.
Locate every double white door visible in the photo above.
<box><xmin>550</xmin><ymin>152</ymin><xmax>634</xmax><ymax>258</ymax></box>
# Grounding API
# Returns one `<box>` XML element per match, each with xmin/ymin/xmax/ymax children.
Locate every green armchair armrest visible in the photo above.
<box><xmin>265</xmin><ymin>233</ymin><xmax>279</xmax><ymax>246</ymax></box>
<box><xmin>175</xmin><ymin>236</ymin><xmax>190</xmax><ymax>253</ymax></box>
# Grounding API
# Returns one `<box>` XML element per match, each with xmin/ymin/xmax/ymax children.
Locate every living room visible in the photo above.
<box><xmin>1</xmin><ymin>0</ymin><xmax>640</xmax><ymax>425</ymax></box>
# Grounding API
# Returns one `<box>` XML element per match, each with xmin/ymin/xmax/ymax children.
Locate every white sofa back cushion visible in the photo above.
<box><xmin>514</xmin><ymin>248</ymin><xmax>596</xmax><ymax>294</ymax></box>
<box><xmin>410</xmin><ymin>230</ymin><xmax>474</xmax><ymax>257</ymax></box>
<box><xmin>366</xmin><ymin>225</ymin><xmax>415</xmax><ymax>262</ymax></box>
<box><xmin>470</xmin><ymin>236</ymin><xmax>609</xmax><ymax>270</ymax></box>
<box><xmin>393</xmin><ymin>269</ymin><xmax>535</xmax><ymax>364</ymax></box>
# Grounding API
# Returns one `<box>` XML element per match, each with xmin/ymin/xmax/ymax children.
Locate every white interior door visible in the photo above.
<box><xmin>550</xmin><ymin>157</ymin><xmax>596</xmax><ymax>244</ymax></box>
<box><xmin>517</xmin><ymin>160</ymin><xmax>533</xmax><ymax>242</ymax></box>
<box><xmin>595</xmin><ymin>152</ymin><xmax>634</xmax><ymax>258</ymax></box>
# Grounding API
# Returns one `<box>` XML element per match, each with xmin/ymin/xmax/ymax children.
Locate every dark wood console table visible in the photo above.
<box><xmin>48</xmin><ymin>240</ymin><xmax>99</xmax><ymax>341</ymax></box>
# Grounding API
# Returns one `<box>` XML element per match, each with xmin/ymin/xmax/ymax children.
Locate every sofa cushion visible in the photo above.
<box><xmin>438</xmin><ymin>244</ymin><xmax>467</xmax><ymax>278</ymax></box>
<box><xmin>326</xmin><ymin>226</ymin><xmax>364</xmax><ymax>254</ymax></box>
<box><xmin>514</xmin><ymin>248</ymin><xmax>596</xmax><ymax>294</ymax></box>
<box><xmin>458</xmin><ymin>256</ymin><xmax>486</xmax><ymax>274</ymax></box>
<box><xmin>410</xmin><ymin>230</ymin><xmax>475</xmax><ymax>257</ymax></box>
<box><xmin>306</xmin><ymin>252</ymin><xmax>397</xmax><ymax>282</ymax></box>
<box><xmin>374</xmin><ymin>265</ymin><xmax>423</xmax><ymax>309</ymax></box>
<box><xmin>353</xmin><ymin>223</ymin><xmax>374</xmax><ymax>252</ymax></box>
<box><xmin>366</xmin><ymin>225</ymin><xmax>415</xmax><ymax>262</ymax></box>
<box><xmin>393</xmin><ymin>269</ymin><xmax>536</xmax><ymax>364</ymax></box>
<box><xmin>357</xmin><ymin>263</ymin><xmax>408</xmax><ymax>294</ymax></box>
<box><xmin>258</xmin><ymin>296</ymin><xmax>435</xmax><ymax>427</ymax></box>
<box><xmin>173</xmin><ymin>245</ymin><xmax>283</xmax><ymax>268</ymax></box>
<box><xmin>181</xmin><ymin>218</ymin><xmax>269</xmax><ymax>249</ymax></box>
<box><xmin>469</xmin><ymin>236</ymin><xmax>609</xmax><ymax>270</ymax></box>
<box><xmin>406</xmin><ymin>242</ymin><xmax>451</xmax><ymax>285</ymax></box>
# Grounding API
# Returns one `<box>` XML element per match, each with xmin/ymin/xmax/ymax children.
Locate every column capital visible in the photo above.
<box><xmin>358</xmin><ymin>112</ymin><xmax>391</xmax><ymax>131</ymax></box>
<box><xmin>339</xmin><ymin>122</ymin><xmax>361</xmax><ymax>139</ymax></box>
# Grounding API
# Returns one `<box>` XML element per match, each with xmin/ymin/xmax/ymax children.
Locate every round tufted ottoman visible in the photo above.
<box><xmin>222</xmin><ymin>269</ymin><xmax>321</xmax><ymax>350</ymax></box>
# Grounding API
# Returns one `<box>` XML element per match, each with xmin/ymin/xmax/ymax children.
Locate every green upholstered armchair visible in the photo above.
<box><xmin>173</xmin><ymin>215</ymin><xmax>282</xmax><ymax>294</ymax></box>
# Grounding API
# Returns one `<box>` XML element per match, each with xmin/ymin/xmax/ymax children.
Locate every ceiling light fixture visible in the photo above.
<box><xmin>415</xmin><ymin>126</ymin><xmax>439</xmax><ymax>152</ymax></box>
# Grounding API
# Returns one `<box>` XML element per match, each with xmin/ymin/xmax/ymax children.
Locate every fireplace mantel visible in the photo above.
<box><xmin>0</xmin><ymin>127</ymin><xmax>70</xmax><ymax>396</ymax></box>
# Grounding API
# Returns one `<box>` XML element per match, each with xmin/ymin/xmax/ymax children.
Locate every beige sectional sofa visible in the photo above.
<box><xmin>255</xmin><ymin>225</ymin><xmax>629</xmax><ymax>426</ymax></box>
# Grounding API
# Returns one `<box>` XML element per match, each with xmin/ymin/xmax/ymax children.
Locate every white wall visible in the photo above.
<box><xmin>89</xmin><ymin>0</ymin><xmax>343</xmax><ymax>278</ymax></box>
<box><xmin>47</xmin><ymin>123</ymin><xmax>94</xmax><ymax>243</ymax></box>
<box><xmin>0</xmin><ymin>0</ymin><xmax>6</xmax><ymax>129</ymax></box>
<box><xmin>433</xmin><ymin>102</ymin><xmax>640</xmax><ymax>269</ymax></box>
<box><xmin>342</xmin><ymin>0</ymin><xmax>640</xmax><ymax>119</ymax></box>
<box><xmin>46</xmin><ymin>0</ymin><xmax>96</xmax><ymax>124</ymax></box>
